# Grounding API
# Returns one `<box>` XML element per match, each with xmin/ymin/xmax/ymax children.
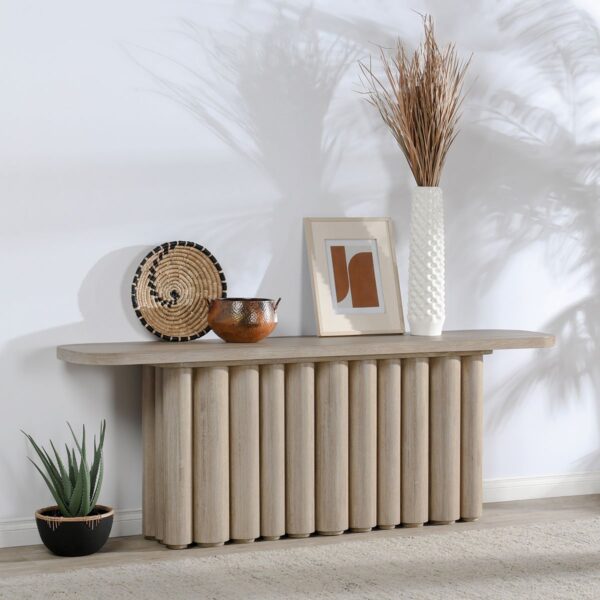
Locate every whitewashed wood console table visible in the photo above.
<box><xmin>58</xmin><ymin>330</ymin><xmax>553</xmax><ymax>549</ymax></box>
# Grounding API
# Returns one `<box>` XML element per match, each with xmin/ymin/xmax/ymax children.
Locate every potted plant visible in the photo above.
<box><xmin>22</xmin><ymin>420</ymin><xmax>113</xmax><ymax>556</ymax></box>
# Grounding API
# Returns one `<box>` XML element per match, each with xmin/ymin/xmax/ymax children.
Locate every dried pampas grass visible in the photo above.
<box><xmin>359</xmin><ymin>15</ymin><xmax>471</xmax><ymax>187</ymax></box>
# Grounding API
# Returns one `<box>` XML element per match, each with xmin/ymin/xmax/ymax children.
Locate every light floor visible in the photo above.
<box><xmin>1</xmin><ymin>495</ymin><xmax>598</xmax><ymax>578</ymax></box>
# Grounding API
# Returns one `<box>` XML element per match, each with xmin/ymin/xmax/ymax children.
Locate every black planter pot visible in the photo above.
<box><xmin>35</xmin><ymin>505</ymin><xmax>114</xmax><ymax>557</ymax></box>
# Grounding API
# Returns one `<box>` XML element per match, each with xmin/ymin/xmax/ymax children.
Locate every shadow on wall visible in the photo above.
<box><xmin>133</xmin><ymin>5</ymin><xmax>360</xmax><ymax>334</ymax></box>
<box><xmin>278</xmin><ymin>0</ymin><xmax>600</xmax><ymax>466</ymax></box>
<box><xmin>400</xmin><ymin>0</ymin><xmax>599</xmax><ymax>466</ymax></box>
<box><xmin>0</xmin><ymin>247</ymin><xmax>152</xmax><ymax>513</ymax></box>
<box><xmin>120</xmin><ymin>0</ymin><xmax>597</xmax><ymax>469</ymax></box>
<box><xmin>447</xmin><ymin>1</ymin><xmax>600</xmax><ymax>435</ymax></box>
<box><xmin>3</xmin><ymin>0</ymin><xmax>595</xmax><ymax>519</ymax></box>
<box><xmin>274</xmin><ymin>0</ymin><xmax>415</xmax><ymax>205</ymax></box>
<box><xmin>476</xmin><ymin>0</ymin><xmax>600</xmax><ymax>468</ymax></box>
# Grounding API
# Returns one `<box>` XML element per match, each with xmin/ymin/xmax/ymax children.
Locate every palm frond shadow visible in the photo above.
<box><xmin>132</xmin><ymin>12</ymin><xmax>357</xmax><ymax>198</ymax></box>
<box><xmin>130</xmin><ymin>6</ymin><xmax>359</xmax><ymax>332</ymax></box>
<box><xmin>246</xmin><ymin>1</ymin><xmax>600</xmax><ymax>460</ymax></box>
<box><xmin>129</xmin><ymin>0</ymin><xmax>600</xmax><ymax>424</ymax></box>
<box><xmin>471</xmin><ymin>1</ymin><xmax>600</xmax><ymax>456</ymax></box>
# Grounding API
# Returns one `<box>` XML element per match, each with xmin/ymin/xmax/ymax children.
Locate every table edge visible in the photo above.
<box><xmin>57</xmin><ymin>330</ymin><xmax>555</xmax><ymax>367</ymax></box>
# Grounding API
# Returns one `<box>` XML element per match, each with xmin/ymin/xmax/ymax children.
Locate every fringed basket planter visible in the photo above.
<box><xmin>35</xmin><ymin>505</ymin><xmax>113</xmax><ymax>556</ymax></box>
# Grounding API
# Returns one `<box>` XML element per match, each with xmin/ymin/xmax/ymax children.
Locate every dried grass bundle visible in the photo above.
<box><xmin>359</xmin><ymin>15</ymin><xmax>470</xmax><ymax>186</ymax></box>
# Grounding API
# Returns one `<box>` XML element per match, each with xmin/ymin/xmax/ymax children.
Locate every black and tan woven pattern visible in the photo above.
<box><xmin>131</xmin><ymin>241</ymin><xmax>226</xmax><ymax>342</ymax></box>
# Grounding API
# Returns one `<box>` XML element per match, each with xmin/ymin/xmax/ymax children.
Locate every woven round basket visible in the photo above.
<box><xmin>131</xmin><ymin>241</ymin><xmax>226</xmax><ymax>342</ymax></box>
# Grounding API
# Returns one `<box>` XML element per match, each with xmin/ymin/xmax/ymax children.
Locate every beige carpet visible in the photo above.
<box><xmin>2</xmin><ymin>518</ymin><xmax>600</xmax><ymax>599</ymax></box>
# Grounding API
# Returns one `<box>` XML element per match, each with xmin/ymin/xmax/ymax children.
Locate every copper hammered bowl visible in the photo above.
<box><xmin>207</xmin><ymin>298</ymin><xmax>281</xmax><ymax>343</ymax></box>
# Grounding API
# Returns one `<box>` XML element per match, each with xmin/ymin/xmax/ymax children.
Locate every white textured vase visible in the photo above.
<box><xmin>408</xmin><ymin>186</ymin><xmax>445</xmax><ymax>336</ymax></box>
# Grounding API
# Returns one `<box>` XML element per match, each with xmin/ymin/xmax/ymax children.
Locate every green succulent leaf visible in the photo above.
<box><xmin>67</xmin><ymin>422</ymin><xmax>83</xmax><ymax>456</ymax></box>
<box><xmin>66</xmin><ymin>445</ymin><xmax>77</xmax><ymax>488</ymax></box>
<box><xmin>90</xmin><ymin>454</ymin><xmax>104</xmax><ymax>508</ymax></box>
<box><xmin>50</xmin><ymin>441</ymin><xmax>72</xmax><ymax>499</ymax></box>
<box><xmin>27</xmin><ymin>458</ymin><xmax>71</xmax><ymax>517</ymax></box>
<box><xmin>90</xmin><ymin>420</ymin><xmax>106</xmax><ymax>495</ymax></box>
<box><xmin>78</xmin><ymin>453</ymin><xmax>91</xmax><ymax>516</ymax></box>
<box><xmin>67</xmin><ymin>460</ymin><xmax>84</xmax><ymax>516</ymax></box>
<box><xmin>22</xmin><ymin>433</ymin><xmax>65</xmax><ymax>502</ymax></box>
<box><xmin>41</xmin><ymin>448</ymin><xmax>64</xmax><ymax>493</ymax></box>
<box><xmin>23</xmin><ymin>421</ymin><xmax>106</xmax><ymax>517</ymax></box>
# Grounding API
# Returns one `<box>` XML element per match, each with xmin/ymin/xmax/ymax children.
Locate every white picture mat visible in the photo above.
<box><xmin>305</xmin><ymin>218</ymin><xmax>405</xmax><ymax>336</ymax></box>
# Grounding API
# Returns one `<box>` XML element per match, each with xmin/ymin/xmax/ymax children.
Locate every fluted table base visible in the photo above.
<box><xmin>140</xmin><ymin>353</ymin><xmax>488</xmax><ymax>548</ymax></box>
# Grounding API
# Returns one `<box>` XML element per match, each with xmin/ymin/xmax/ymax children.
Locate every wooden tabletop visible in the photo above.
<box><xmin>57</xmin><ymin>330</ymin><xmax>554</xmax><ymax>368</ymax></box>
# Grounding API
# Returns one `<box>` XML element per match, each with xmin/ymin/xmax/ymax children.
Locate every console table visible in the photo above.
<box><xmin>58</xmin><ymin>330</ymin><xmax>553</xmax><ymax>549</ymax></box>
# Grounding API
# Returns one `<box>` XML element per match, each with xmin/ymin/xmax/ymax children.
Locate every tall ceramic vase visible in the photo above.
<box><xmin>408</xmin><ymin>186</ymin><xmax>445</xmax><ymax>336</ymax></box>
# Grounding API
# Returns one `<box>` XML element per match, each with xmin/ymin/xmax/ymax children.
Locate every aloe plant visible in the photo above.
<box><xmin>22</xmin><ymin>421</ymin><xmax>106</xmax><ymax>517</ymax></box>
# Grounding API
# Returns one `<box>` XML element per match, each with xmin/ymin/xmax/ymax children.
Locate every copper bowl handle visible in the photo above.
<box><xmin>273</xmin><ymin>298</ymin><xmax>281</xmax><ymax>311</ymax></box>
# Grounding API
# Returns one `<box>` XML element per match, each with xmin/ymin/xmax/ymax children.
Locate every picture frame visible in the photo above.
<box><xmin>304</xmin><ymin>217</ymin><xmax>405</xmax><ymax>336</ymax></box>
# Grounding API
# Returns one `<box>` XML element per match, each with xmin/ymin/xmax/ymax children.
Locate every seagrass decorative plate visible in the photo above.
<box><xmin>131</xmin><ymin>241</ymin><xmax>227</xmax><ymax>342</ymax></box>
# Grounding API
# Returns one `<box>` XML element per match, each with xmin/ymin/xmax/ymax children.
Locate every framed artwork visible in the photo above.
<box><xmin>304</xmin><ymin>217</ymin><xmax>405</xmax><ymax>336</ymax></box>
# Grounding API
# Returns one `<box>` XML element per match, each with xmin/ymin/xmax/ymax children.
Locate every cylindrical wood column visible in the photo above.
<box><xmin>316</xmin><ymin>361</ymin><xmax>348</xmax><ymax>535</ymax></box>
<box><xmin>229</xmin><ymin>365</ymin><xmax>260</xmax><ymax>543</ymax></box>
<box><xmin>141</xmin><ymin>366</ymin><xmax>156</xmax><ymax>539</ymax></box>
<box><xmin>285</xmin><ymin>362</ymin><xmax>315</xmax><ymax>538</ymax></box>
<box><xmin>429</xmin><ymin>356</ymin><xmax>461</xmax><ymax>524</ymax></box>
<box><xmin>260</xmin><ymin>364</ymin><xmax>285</xmax><ymax>540</ymax></box>
<box><xmin>193</xmin><ymin>367</ymin><xmax>229</xmax><ymax>547</ymax></box>
<box><xmin>154</xmin><ymin>368</ymin><xmax>165</xmax><ymax>543</ymax></box>
<box><xmin>349</xmin><ymin>360</ymin><xmax>377</xmax><ymax>532</ymax></box>
<box><xmin>377</xmin><ymin>359</ymin><xmax>401</xmax><ymax>529</ymax></box>
<box><xmin>162</xmin><ymin>367</ymin><xmax>193</xmax><ymax>549</ymax></box>
<box><xmin>461</xmin><ymin>355</ymin><xmax>484</xmax><ymax>522</ymax></box>
<box><xmin>401</xmin><ymin>357</ymin><xmax>429</xmax><ymax>526</ymax></box>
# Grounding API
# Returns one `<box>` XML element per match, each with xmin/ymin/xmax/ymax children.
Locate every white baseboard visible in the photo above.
<box><xmin>0</xmin><ymin>508</ymin><xmax>142</xmax><ymax>549</ymax></box>
<box><xmin>483</xmin><ymin>471</ymin><xmax>600</xmax><ymax>503</ymax></box>
<box><xmin>2</xmin><ymin>472</ymin><xmax>599</xmax><ymax>549</ymax></box>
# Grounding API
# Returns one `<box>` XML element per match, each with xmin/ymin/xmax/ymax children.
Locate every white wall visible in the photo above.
<box><xmin>1</xmin><ymin>0</ymin><xmax>599</xmax><ymax>540</ymax></box>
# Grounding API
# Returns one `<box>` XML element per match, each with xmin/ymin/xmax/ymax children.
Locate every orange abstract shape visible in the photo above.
<box><xmin>348</xmin><ymin>252</ymin><xmax>379</xmax><ymax>308</ymax></box>
<box><xmin>330</xmin><ymin>246</ymin><xmax>350</xmax><ymax>302</ymax></box>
